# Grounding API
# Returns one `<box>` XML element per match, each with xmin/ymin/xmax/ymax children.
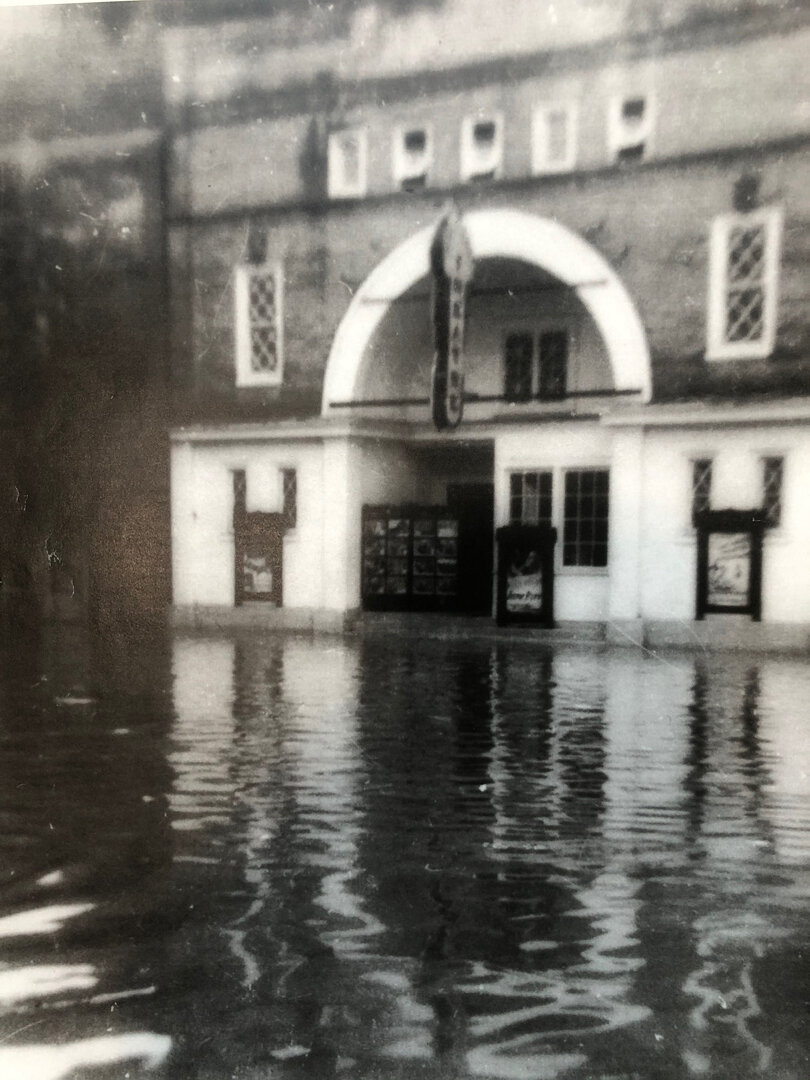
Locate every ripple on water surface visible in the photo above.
<box><xmin>0</xmin><ymin>631</ymin><xmax>809</xmax><ymax>1079</ymax></box>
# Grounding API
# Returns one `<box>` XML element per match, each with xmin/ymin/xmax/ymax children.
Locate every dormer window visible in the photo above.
<box><xmin>327</xmin><ymin>127</ymin><xmax>367</xmax><ymax>199</ymax></box>
<box><xmin>461</xmin><ymin>113</ymin><xmax>504</xmax><ymax>182</ymax></box>
<box><xmin>707</xmin><ymin>207</ymin><xmax>782</xmax><ymax>360</ymax></box>
<box><xmin>393</xmin><ymin>124</ymin><xmax>432</xmax><ymax>192</ymax></box>
<box><xmin>532</xmin><ymin>103</ymin><xmax>578</xmax><ymax>174</ymax></box>
<box><xmin>608</xmin><ymin>94</ymin><xmax>654</xmax><ymax>163</ymax></box>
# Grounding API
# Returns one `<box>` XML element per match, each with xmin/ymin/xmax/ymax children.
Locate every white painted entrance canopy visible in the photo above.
<box><xmin>321</xmin><ymin>208</ymin><xmax>652</xmax><ymax>413</ymax></box>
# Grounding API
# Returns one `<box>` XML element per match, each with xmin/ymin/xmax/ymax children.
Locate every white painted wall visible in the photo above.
<box><xmin>638</xmin><ymin>423</ymin><xmax>810</xmax><ymax>623</ymax></box>
<box><xmin>171</xmin><ymin>437</ymin><xmax>327</xmax><ymax>608</ymax></box>
<box><xmin>171</xmin><ymin>418</ymin><xmax>810</xmax><ymax>626</ymax></box>
<box><xmin>495</xmin><ymin>421</ymin><xmax>614</xmax><ymax>622</ymax></box>
<box><xmin>359</xmin><ymin>284</ymin><xmax>611</xmax><ymax>409</ymax></box>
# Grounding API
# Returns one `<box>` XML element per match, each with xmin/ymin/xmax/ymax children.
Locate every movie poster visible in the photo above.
<box><xmin>707</xmin><ymin>531</ymin><xmax>751</xmax><ymax>608</ymax></box>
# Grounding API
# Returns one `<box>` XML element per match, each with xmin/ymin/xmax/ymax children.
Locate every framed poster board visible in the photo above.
<box><xmin>695</xmin><ymin>509</ymin><xmax>765</xmax><ymax>620</ymax></box>
<box><xmin>495</xmin><ymin>524</ymin><xmax>556</xmax><ymax>627</ymax></box>
<box><xmin>361</xmin><ymin>505</ymin><xmax>459</xmax><ymax>611</ymax></box>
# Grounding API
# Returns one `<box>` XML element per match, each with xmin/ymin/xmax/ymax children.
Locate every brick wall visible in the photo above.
<box><xmin>170</xmin><ymin>138</ymin><xmax>810</xmax><ymax>417</ymax></box>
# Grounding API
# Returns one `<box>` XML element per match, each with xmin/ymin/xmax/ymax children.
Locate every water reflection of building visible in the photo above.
<box><xmin>166</xmin><ymin>0</ymin><xmax>810</xmax><ymax>647</ymax></box>
<box><xmin>166</xmin><ymin>634</ymin><xmax>810</xmax><ymax>1077</ymax></box>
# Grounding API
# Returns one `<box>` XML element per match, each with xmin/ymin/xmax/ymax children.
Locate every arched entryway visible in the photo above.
<box><xmin>322</xmin><ymin>207</ymin><xmax>651</xmax><ymax>412</ymax></box>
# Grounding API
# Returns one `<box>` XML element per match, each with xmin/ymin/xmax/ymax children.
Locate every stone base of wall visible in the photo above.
<box><xmin>169</xmin><ymin>607</ymin><xmax>810</xmax><ymax>653</ymax></box>
<box><xmin>169</xmin><ymin>604</ymin><xmax>353</xmax><ymax>635</ymax></box>
<box><xmin>641</xmin><ymin>617</ymin><xmax>810</xmax><ymax>654</ymax></box>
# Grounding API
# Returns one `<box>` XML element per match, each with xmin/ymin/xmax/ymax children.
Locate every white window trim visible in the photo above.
<box><xmin>460</xmin><ymin>112</ymin><xmax>504</xmax><ymax>182</ymax></box>
<box><xmin>706</xmin><ymin>206</ymin><xmax>783</xmax><ymax>361</ymax></box>
<box><xmin>392</xmin><ymin>122</ymin><xmax>433</xmax><ymax>189</ymax></box>
<box><xmin>234</xmin><ymin>262</ymin><xmax>284</xmax><ymax>388</ymax></box>
<box><xmin>607</xmin><ymin>93</ymin><xmax>655</xmax><ymax>162</ymax></box>
<box><xmin>502</xmin><ymin>465</ymin><xmax>611</xmax><ymax>574</ymax></box>
<box><xmin>531</xmin><ymin>102</ymin><xmax>578</xmax><ymax>175</ymax></box>
<box><xmin>327</xmin><ymin>127</ymin><xmax>368</xmax><ymax>199</ymax></box>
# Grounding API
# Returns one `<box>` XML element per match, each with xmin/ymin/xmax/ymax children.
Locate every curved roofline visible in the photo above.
<box><xmin>321</xmin><ymin>207</ymin><xmax>652</xmax><ymax>414</ymax></box>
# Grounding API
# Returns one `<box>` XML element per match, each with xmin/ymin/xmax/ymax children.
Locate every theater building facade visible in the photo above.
<box><xmin>167</xmin><ymin>0</ymin><xmax>810</xmax><ymax>644</ymax></box>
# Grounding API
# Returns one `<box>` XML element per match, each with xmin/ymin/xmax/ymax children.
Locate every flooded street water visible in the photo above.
<box><xmin>1</xmin><ymin>626</ymin><xmax>809</xmax><ymax>1080</ymax></box>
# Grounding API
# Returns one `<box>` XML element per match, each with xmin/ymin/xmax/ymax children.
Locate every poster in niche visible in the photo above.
<box><xmin>505</xmin><ymin>544</ymin><xmax>543</xmax><ymax>613</ymax></box>
<box><xmin>243</xmin><ymin>552</ymin><xmax>273</xmax><ymax>597</ymax></box>
<box><xmin>707</xmin><ymin>531</ymin><xmax>751</xmax><ymax>608</ymax></box>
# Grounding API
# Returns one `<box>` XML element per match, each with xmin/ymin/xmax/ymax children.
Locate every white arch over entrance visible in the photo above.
<box><xmin>321</xmin><ymin>208</ymin><xmax>652</xmax><ymax>413</ymax></box>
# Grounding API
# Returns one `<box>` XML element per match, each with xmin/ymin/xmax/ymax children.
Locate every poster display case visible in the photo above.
<box><xmin>362</xmin><ymin>505</ymin><xmax>459</xmax><ymax>611</ymax></box>
<box><xmin>695</xmin><ymin>509</ymin><xmax>765</xmax><ymax>620</ymax></box>
<box><xmin>495</xmin><ymin>524</ymin><xmax>557</xmax><ymax>627</ymax></box>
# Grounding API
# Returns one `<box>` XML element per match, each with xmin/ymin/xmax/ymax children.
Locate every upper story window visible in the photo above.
<box><xmin>503</xmin><ymin>329</ymin><xmax>569</xmax><ymax>403</ymax></box>
<box><xmin>608</xmin><ymin>94</ymin><xmax>654</xmax><ymax>163</ymax></box>
<box><xmin>393</xmin><ymin>124</ymin><xmax>432</xmax><ymax>192</ymax></box>
<box><xmin>761</xmin><ymin>456</ymin><xmax>784</xmax><ymax>528</ymax></box>
<box><xmin>691</xmin><ymin>458</ymin><xmax>712</xmax><ymax>524</ymax></box>
<box><xmin>707</xmin><ymin>207</ymin><xmax>782</xmax><ymax>361</ymax></box>
<box><xmin>531</xmin><ymin>103</ymin><xmax>578</xmax><ymax>174</ymax></box>
<box><xmin>327</xmin><ymin>127</ymin><xmax>368</xmax><ymax>199</ymax></box>
<box><xmin>234</xmin><ymin>263</ymin><xmax>284</xmax><ymax>387</ymax></box>
<box><xmin>461</xmin><ymin>113</ymin><xmax>504</xmax><ymax>182</ymax></box>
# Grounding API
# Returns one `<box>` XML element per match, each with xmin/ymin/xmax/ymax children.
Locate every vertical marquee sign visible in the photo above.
<box><xmin>430</xmin><ymin>206</ymin><xmax>474</xmax><ymax>431</ymax></box>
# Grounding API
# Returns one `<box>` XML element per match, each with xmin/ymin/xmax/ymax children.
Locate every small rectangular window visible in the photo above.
<box><xmin>538</xmin><ymin>331</ymin><xmax>568</xmax><ymax>400</ymax></box>
<box><xmin>281</xmin><ymin>468</ymin><xmax>297</xmax><ymax>528</ymax></box>
<box><xmin>461</xmin><ymin>113</ymin><xmax>504</xmax><ymax>182</ymax></box>
<box><xmin>509</xmin><ymin>472</ymin><xmax>553</xmax><ymax>527</ymax></box>
<box><xmin>691</xmin><ymin>459</ymin><xmax>712</xmax><ymax>525</ymax></box>
<box><xmin>707</xmin><ymin>207</ymin><xmax>782</xmax><ymax>360</ymax></box>
<box><xmin>531</xmin><ymin>103</ymin><xmax>577</xmax><ymax>174</ymax></box>
<box><xmin>327</xmin><ymin>128</ymin><xmax>367</xmax><ymax>199</ymax></box>
<box><xmin>234</xmin><ymin>263</ymin><xmax>284</xmax><ymax>387</ymax></box>
<box><xmin>563</xmin><ymin>470</ymin><xmax>609</xmax><ymax>567</ymax></box>
<box><xmin>761</xmin><ymin>456</ymin><xmax>783</xmax><ymax>527</ymax></box>
<box><xmin>393</xmin><ymin>124</ymin><xmax>432</xmax><ymax>192</ymax></box>
<box><xmin>608</xmin><ymin>94</ymin><xmax>654</xmax><ymax>164</ymax></box>
<box><xmin>504</xmin><ymin>333</ymin><xmax>534</xmax><ymax>402</ymax></box>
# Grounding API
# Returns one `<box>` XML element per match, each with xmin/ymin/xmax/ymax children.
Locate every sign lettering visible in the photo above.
<box><xmin>430</xmin><ymin>207</ymin><xmax>474</xmax><ymax>431</ymax></box>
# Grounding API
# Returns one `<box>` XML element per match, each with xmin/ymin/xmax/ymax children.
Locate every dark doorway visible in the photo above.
<box><xmin>448</xmin><ymin>483</ymin><xmax>495</xmax><ymax>615</ymax></box>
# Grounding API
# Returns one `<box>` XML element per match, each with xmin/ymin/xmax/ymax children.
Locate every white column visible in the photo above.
<box><xmin>320</xmin><ymin>438</ymin><xmax>359</xmax><ymax>611</ymax></box>
<box><xmin>608</xmin><ymin>426</ymin><xmax>644</xmax><ymax>623</ymax></box>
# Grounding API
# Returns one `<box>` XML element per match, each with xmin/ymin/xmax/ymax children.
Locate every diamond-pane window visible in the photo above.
<box><xmin>691</xmin><ymin>459</ymin><xmax>712</xmax><ymax>525</ymax></box>
<box><xmin>281</xmin><ymin>468</ymin><xmax>297</xmax><ymax>528</ymax></box>
<box><xmin>235</xmin><ymin>263</ymin><xmax>284</xmax><ymax>387</ymax></box>
<box><xmin>708</xmin><ymin>208</ymin><xmax>782</xmax><ymax>360</ymax></box>
<box><xmin>762</xmin><ymin>456</ymin><xmax>783</xmax><ymax>528</ymax></box>
<box><xmin>248</xmin><ymin>273</ymin><xmax>279</xmax><ymax>373</ymax></box>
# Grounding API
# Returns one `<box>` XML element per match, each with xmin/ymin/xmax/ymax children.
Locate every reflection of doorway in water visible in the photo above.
<box><xmin>448</xmin><ymin>483</ymin><xmax>494</xmax><ymax>615</ymax></box>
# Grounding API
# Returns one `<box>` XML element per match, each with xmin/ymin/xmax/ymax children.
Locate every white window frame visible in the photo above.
<box><xmin>234</xmin><ymin>262</ymin><xmax>284</xmax><ymax>388</ymax></box>
<box><xmin>460</xmin><ymin>112</ymin><xmax>504</xmax><ymax>182</ymax></box>
<box><xmin>531</xmin><ymin>102</ymin><xmax>578</xmax><ymax>174</ymax></box>
<box><xmin>607</xmin><ymin>93</ymin><xmax>655</xmax><ymax>162</ymax></box>
<box><xmin>327</xmin><ymin>127</ymin><xmax>368</xmax><ymax>199</ymax></box>
<box><xmin>392</xmin><ymin>123</ymin><xmax>433</xmax><ymax>190</ymax></box>
<box><xmin>561</xmin><ymin>467</ymin><xmax>611</xmax><ymax>570</ymax></box>
<box><xmin>707</xmin><ymin>207</ymin><xmax>783</xmax><ymax>361</ymax></box>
